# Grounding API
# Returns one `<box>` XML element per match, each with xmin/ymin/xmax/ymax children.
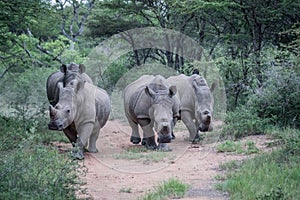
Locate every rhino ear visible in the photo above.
<box><xmin>169</xmin><ymin>85</ymin><xmax>177</xmax><ymax>97</ymax></box>
<box><xmin>210</xmin><ymin>81</ymin><xmax>217</xmax><ymax>93</ymax></box>
<box><xmin>60</xmin><ymin>64</ymin><xmax>67</xmax><ymax>73</ymax></box>
<box><xmin>79</xmin><ymin>64</ymin><xmax>86</xmax><ymax>74</ymax></box>
<box><xmin>73</xmin><ymin>79</ymin><xmax>84</xmax><ymax>93</ymax></box>
<box><xmin>192</xmin><ymin>79</ymin><xmax>200</xmax><ymax>92</ymax></box>
<box><xmin>145</xmin><ymin>85</ymin><xmax>156</xmax><ymax>99</ymax></box>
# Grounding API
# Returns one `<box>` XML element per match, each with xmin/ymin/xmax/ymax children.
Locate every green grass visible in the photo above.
<box><xmin>216</xmin><ymin>140</ymin><xmax>259</xmax><ymax>154</ymax></box>
<box><xmin>140</xmin><ymin>178</ymin><xmax>189</xmax><ymax>200</ymax></box>
<box><xmin>114</xmin><ymin>146</ymin><xmax>173</xmax><ymax>163</ymax></box>
<box><xmin>216</xmin><ymin>128</ymin><xmax>300</xmax><ymax>200</ymax></box>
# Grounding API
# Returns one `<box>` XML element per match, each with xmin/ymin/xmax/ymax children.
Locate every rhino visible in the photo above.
<box><xmin>124</xmin><ymin>75</ymin><xmax>179</xmax><ymax>151</ymax></box>
<box><xmin>46</xmin><ymin>63</ymin><xmax>92</xmax><ymax>144</ymax></box>
<box><xmin>167</xmin><ymin>74</ymin><xmax>215</xmax><ymax>142</ymax></box>
<box><xmin>48</xmin><ymin>72</ymin><xmax>111</xmax><ymax>159</ymax></box>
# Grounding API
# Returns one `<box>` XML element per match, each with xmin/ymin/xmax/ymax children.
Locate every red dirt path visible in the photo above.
<box><xmin>78</xmin><ymin>120</ymin><xmax>271</xmax><ymax>200</ymax></box>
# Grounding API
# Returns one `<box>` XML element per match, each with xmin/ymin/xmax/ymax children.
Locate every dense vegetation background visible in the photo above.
<box><xmin>0</xmin><ymin>0</ymin><xmax>299</xmax><ymax>199</ymax></box>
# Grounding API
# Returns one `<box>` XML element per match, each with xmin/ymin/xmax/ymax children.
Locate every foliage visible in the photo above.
<box><xmin>216</xmin><ymin>128</ymin><xmax>300</xmax><ymax>200</ymax></box>
<box><xmin>221</xmin><ymin>105</ymin><xmax>270</xmax><ymax>139</ymax></box>
<box><xmin>216</xmin><ymin>150</ymin><xmax>300</xmax><ymax>200</ymax></box>
<box><xmin>0</xmin><ymin>116</ymin><xmax>86</xmax><ymax>200</ymax></box>
<box><xmin>248</xmin><ymin>51</ymin><xmax>300</xmax><ymax>128</ymax></box>
<box><xmin>216</xmin><ymin>140</ymin><xmax>259</xmax><ymax>154</ymax></box>
<box><xmin>140</xmin><ymin>178</ymin><xmax>189</xmax><ymax>200</ymax></box>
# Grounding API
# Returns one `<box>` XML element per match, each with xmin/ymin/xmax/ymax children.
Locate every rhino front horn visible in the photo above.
<box><xmin>49</xmin><ymin>105</ymin><xmax>57</xmax><ymax>116</ymax></box>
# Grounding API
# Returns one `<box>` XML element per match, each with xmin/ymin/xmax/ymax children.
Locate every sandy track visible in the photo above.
<box><xmin>80</xmin><ymin>120</ymin><xmax>270</xmax><ymax>200</ymax></box>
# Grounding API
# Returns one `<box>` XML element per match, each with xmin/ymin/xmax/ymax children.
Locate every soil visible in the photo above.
<box><xmin>72</xmin><ymin>120</ymin><xmax>273</xmax><ymax>200</ymax></box>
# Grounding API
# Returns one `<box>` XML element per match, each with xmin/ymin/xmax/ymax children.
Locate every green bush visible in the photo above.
<box><xmin>221</xmin><ymin>105</ymin><xmax>269</xmax><ymax>139</ymax></box>
<box><xmin>248</xmin><ymin>65</ymin><xmax>300</xmax><ymax>128</ymax></box>
<box><xmin>216</xmin><ymin>128</ymin><xmax>300</xmax><ymax>200</ymax></box>
<box><xmin>0</xmin><ymin>116</ymin><xmax>85</xmax><ymax>199</ymax></box>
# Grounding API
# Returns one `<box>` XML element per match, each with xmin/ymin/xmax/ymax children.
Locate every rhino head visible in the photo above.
<box><xmin>192</xmin><ymin>76</ymin><xmax>215</xmax><ymax>132</ymax></box>
<box><xmin>145</xmin><ymin>82</ymin><xmax>177</xmax><ymax>143</ymax></box>
<box><xmin>48</xmin><ymin>79</ymin><xmax>83</xmax><ymax>131</ymax></box>
<box><xmin>60</xmin><ymin>63</ymin><xmax>86</xmax><ymax>86</ymax></box>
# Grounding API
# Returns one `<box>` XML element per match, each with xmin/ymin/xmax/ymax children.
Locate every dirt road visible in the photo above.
<box><xmin>80</xmin><ymin>120</ymin><xmax>269</xmax><ymax>200</ymax></box>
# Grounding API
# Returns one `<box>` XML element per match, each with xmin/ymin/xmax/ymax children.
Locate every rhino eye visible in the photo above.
<box><xmin>66</xmin><ymin>109</ymin><xmax>70</xmax><ymax>113</ymax></box>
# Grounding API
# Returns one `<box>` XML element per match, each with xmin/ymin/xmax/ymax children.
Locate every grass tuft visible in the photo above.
<box><xmin>140</xmin><ymin>178</ymin><xmax>189</xmax><ymax>200</ymax></box>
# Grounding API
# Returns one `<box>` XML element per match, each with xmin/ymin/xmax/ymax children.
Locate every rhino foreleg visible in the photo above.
<box><xmin>180</xmin><ymin>111</ymin><xmax>200</xmax><ymax>143</ymax></box>
<box><xmin>88</xmin><ymin>123</ymin><xmax>100</xmax><ymax>153</ymax></box>
<box><xmin>128</xmin><ymin>118</ymin><xmax>141</xmax><ymax>144</ymax></box>
<box><xmin>72</xmin><ymin>137</ymin><xmax>85</xmax><ymax>160</ymax></box>
<box><xmin>63</xmin><ymin>122</ymin><xmax>78</xmax><ymax>145</ymax></box>
<box><xmin>140</xmin><ymin>122</ymin><xmax>157</xmax><ymax>150</ymax></box>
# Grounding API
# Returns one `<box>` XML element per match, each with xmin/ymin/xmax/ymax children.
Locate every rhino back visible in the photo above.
<box><xmin>167</xmin><ymin>74</ymin><xmax>195</xmax><ymax>112</ymax></box>
<box><xmin>46</xmin><ymin>71</ymin><xmax>64</xmax><ymax>106</ymax></box>
<box><xmin>124</xmin><ymin>75</ymin><xmax>155</xmax><ymax>120</ymax></box>
<box><xmin>94</xmin><ymin>87</ymin><xmax>111</xmax><ymax>128</ymax></box>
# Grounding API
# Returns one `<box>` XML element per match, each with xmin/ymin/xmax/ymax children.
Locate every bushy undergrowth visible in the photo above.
<box><xmin>0</xmin><ymin>116</ymin><xmax>85</xmax><ymax>200</ymax></box>
<box><xmin>216</xmin><ymin>128</ymin><xmax>300</xmax><ymax>200</ymax></box>
<box><xmin>221</xmin><ymin>105</ymin><xmax>270</xmax><ymax>139</ymax></box>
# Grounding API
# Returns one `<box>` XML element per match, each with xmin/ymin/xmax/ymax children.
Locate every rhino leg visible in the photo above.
<box><xmin>87</xmin><ymin>123</ymin><xmax>100</xmax><ymax>153</ymax></box>
<box><xmin>72</xmin><ymin>137</ymin><xmax>85</xmax><ymax>160</ymax></box>
<box><xmin>63</xmin><ymin>122</ymin><xmax>78</xmax><ymax>145</ymax></box>
<box><xmin>140</xmin><ymin>122</ymin><xmax>157</xmax><ymax>150</ymax></box>
<box><xmin>128</xmin><ymin>118</ymin><xmax>141</xmax><ymax>144</ymax></box>
<box><xmin>180</xmin><ymin>111</ymin><xmax>200</xmax><ymax>142</ymax></box>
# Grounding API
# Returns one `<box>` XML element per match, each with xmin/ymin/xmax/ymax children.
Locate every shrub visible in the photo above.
<box><xmin>0</xmin><ymin>116</ymin><xmax>85</xmax><ymax>199</ymax></box>
<box><xmin>221</xmin><ymin>105</ymin><xmax>269</xmax><ymax>139</ymax></box>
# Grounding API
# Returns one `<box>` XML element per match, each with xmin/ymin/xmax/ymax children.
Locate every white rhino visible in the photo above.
<box><xmin>124</xmin><ymin>75</ymin><xmax>180</xmax><ymax>151</ymax></box>
<box><xmin>167</xmin><ymin>74</ymin><xmax>215</xmax><ymax>142</ymax></box>
<box><xmin>48</xmin><ymin>75</ymin><xmax>111</xmax><ymax>159</ymax></box>
<box><xmin>46</xmin><ymin>63</ymin><xmax>93</xmax><ymax>144</ymax></box>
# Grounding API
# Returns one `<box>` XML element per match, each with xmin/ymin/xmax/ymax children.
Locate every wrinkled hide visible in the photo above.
<box><xmin>167</xmin><ymin>74</ymin><xmax>215</xmax><ymax>142</ymax></box>
<box><xmin>48</xmin><ymin>77</ymin><xmax>111</xmax><ymax>159</ymax></box>
<box><xmin>46</xmin><ymin>63</ymin><xmax>93</xmax><ymax>144</ymax></box>
<box><xmin>124</xmin><ymin>75</ymin><xmax>179</xmax><ymax>151</ymax></box>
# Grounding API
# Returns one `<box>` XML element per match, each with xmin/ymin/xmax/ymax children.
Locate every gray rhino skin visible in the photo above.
<box><xmin>46</xmin><ymin>63</ymin><xmax>93</xmax><ymax>144</ymax></box>
<box><xmin>167</xmin><ymin>74</ymin><xmax>215</xmax><ymax>142</ymax></box>
<box><xmin>48</xmin><ymin>75</ymin><xmax>111</xmax><ymax>159</ymax></box>
<box><xmin>124</xmin><ymin>75</ymin><xmax>179</xmax><ymax>151</ymax></box>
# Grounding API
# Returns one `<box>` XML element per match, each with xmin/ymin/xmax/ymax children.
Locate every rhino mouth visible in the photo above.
<box><xmin>48</xmin><ymin>122</ymin><xmax>64</xmax><ymax>131</ymax></box>
<box><xmin>157</xmin><ymin>134</ymin><xmax>172</xmax><ymax>143</ymax></box>
<box><xmin>199</xmin><ymin>123</ymin><xmax>213</xmax><ymax>132</ymax></box>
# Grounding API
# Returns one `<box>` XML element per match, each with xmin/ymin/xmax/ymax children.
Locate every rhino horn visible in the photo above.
<box><xmin>210</xmin><ymin>81</ymin><xmax>217</xmax><ymax>93</ymax></box>
<box><xmin>49</xmin><ymin>105</ymin><xmax>57</xmax><ymax>116</ymax></box>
